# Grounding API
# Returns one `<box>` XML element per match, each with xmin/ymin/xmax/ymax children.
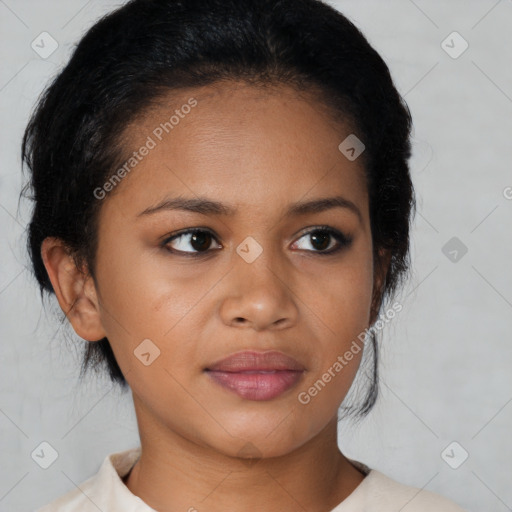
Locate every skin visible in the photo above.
<box><xmin>41</xmin><ymin>81</ymin><xmax>390</xmax><ymax>512</ymax></box>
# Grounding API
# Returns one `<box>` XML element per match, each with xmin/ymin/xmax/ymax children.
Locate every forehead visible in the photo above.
<box><xmin>103</xmin><ymin>81</ymin><xmax>368</xmax><ymax>221</ymax></box>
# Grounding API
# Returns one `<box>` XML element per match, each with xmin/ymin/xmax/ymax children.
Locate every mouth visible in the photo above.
<box><xmin>204</xmin><ymin>350</ymin><xmax>305</xmax><ymax>401</ymax></box>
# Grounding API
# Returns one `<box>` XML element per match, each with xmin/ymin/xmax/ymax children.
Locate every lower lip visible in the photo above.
<box><xmin>205</xmin><ymin>370</ymin><xmax>304</xmax><ymax>401</ymax></box>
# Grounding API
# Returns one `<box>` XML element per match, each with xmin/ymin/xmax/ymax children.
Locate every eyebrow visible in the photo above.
<box><xmin>137</xmin><ymin>195</ymin><xmax>362</xmax><ymax>223</ymax></box>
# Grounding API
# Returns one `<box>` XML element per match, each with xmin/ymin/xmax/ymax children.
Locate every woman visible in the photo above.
<box><xmin>22</xmin><ymin>0</ymin><xmax>466</xmax><ymax>510</ymax></box>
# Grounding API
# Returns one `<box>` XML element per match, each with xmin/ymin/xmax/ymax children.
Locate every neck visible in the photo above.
<box><xmin>123</xmin><ymin>397</ymin><xmax>366</xmax><ymax>512</ymax></box>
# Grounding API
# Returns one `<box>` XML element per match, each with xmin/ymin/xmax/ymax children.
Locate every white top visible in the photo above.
<box><xmin>35</xmin><ymin>447</ymin><xmax>466</xmax><ymax>511</ymax></box>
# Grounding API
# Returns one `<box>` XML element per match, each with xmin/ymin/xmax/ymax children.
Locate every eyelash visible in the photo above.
<box><xmin>161</xmin><ymin>225</ymin><xmax>353</xmax><ymax>258</ymax></box>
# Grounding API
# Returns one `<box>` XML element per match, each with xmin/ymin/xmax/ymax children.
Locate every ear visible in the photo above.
<box><xmin>40</xmin><ymin>237</ymin><xmax>106</xmax><ymax>342</ymax></box>
<box><xmin>369</xmin><ymin>248</ymin><xmax>392</xmax><ymax>327</ymax></box>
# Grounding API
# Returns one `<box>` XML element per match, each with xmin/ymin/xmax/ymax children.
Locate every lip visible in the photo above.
<box><xmin>205</xmin><ymin>350</ymin><xmax>306</xmax><ymax>372</ymax></box>
<box><xmin>204</xmin><ymin>350</ymin><xmax>305</xmax><ymax>401</ymax></box>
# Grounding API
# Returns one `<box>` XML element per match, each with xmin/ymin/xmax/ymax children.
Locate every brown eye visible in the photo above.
<box><xmin>309</xmin><ymin>230</ymin><xmax>331</xmax><ymax>251</ymax></box>
<box><xmin>292</xmin><ymin>227</ymin><xmax>352</xmax><ymax>255</ymax></box>
<box><xmin>163</xmin><ymin>229</ymin><xmax>221</xmax><ymax>255</ymax></box>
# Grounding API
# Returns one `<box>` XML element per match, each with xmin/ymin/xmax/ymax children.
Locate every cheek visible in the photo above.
<box><xmin>297</xmin><ymin>239</ymin><xmax>374</xmax><ymax>395</ymax></box>
<box><xmin>303</xmin><ymin>238</ymin><xmax>374</xmax><ymax>342</ymax></box>
<box><xmin>322</xmin><ymin>264</ymin><xmax>374</xmax><ymax>339</ymax></box>
<box><xmin>93</xmin><ymin>239</ymin><xmax>218</xmax><ymax>383</ymax></box>
<box><xmin>95</xmin><ymin>236</ymin><xmax>194</xmax><ymax>329</ymax></box>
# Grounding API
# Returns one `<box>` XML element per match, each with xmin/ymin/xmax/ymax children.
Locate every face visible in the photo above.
<box><xmin>90</xmin><ymin>81</ymin><xmax>380</xmax><ymax>459</ymax></box>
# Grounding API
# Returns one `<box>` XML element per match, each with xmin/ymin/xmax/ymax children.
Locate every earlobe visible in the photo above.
<box><xmin>40</xmin><ymin>237</ymin><xmax>106</xmax><ymax>342</ymax></box>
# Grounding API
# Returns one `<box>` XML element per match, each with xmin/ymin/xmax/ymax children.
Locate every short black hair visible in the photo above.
<box><xmin>20</xmin><ymin>0</ymin><xmax>415</xmax><ymax>418</ymax></box>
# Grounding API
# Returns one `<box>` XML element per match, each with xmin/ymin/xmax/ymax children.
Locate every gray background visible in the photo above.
<box><xmin>1</xmin><ymin>0</ymin><xmax>511</xmax><ymax>511</ymax></box>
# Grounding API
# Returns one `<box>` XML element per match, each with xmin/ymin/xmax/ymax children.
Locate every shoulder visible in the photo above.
<box><xmin>35</xmin><ymin>447</ymin><xmax>144</xmax><ymax>512</ymax></box>
<box><xmin>348</xmin><ymin>465</ymin><xmax>467</xmax><ymax>512</ymax></box>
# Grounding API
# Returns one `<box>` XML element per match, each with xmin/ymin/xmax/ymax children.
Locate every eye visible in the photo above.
<box><xmin>291</xmin><ymin>226</ymin><xmax>352</xmax><ymax>255</ymax></box>
<box><xmin>161</xmin><ymin>226</ymin><xmax>352</xmax><ymax>257</ymax></box>
<box><xmin>162</xmin><ymin>228</ymin><xmax>221</xmax><ymax>256</ymax></box>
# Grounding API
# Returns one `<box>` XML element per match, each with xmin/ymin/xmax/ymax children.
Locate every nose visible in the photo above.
<box><xmin>219</xmin><ymin>244</ymin><xmax>299</xmax><ymax>331</ymax></box>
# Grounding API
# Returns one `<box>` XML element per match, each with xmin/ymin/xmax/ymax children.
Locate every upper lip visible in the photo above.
<box><xmin>205</xmin><ymin>350</ymin><xmax>305</xmax><ymax>372</ymax></box>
